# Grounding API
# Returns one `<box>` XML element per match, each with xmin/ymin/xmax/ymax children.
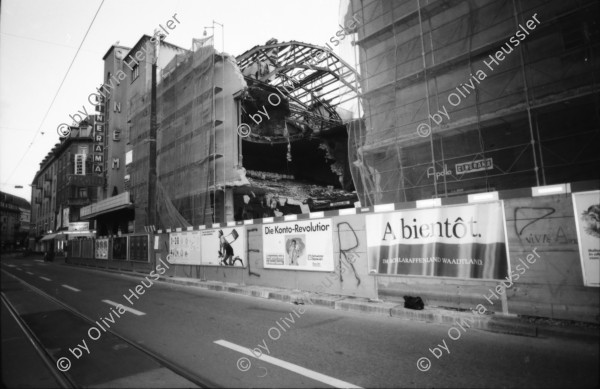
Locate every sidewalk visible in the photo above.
<box><xmin>61</xmin><ymin>262</ymin><xmax>600</xmax><ymax>342</ymax></box>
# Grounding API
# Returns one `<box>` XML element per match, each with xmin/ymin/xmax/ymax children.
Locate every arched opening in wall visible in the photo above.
<box><xmin>235</xmin><ymin>124</ymin><xmax>357</xmax><ymax>221</ymax></box>
<box><xmin>233</xmin><ymin>40</ymin><xmax>361</xmax><ymax>220</ymax></box>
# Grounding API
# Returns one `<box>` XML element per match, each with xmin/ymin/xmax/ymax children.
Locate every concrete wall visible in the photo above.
<box><xmin>375</xmin><ymin>193</ymin><xmax>599</xmax><ymax>324</ymax></box>
<box><xmin>68</xmin><ymin>189</ymin><xmax>599</xmax><ymax>323</ymax></box>
<box><xmin>503</xmin><ymin>195</ymin><xmax>596</xmax><ymax>322</ymax></box>
<box><xmin>154</xmin><ymin>214</ymin><xmax>377</xmax><ymax>299</ymax></box>
<box><xmin>69</xmin><ymin>213</ymin><xmax>378</xmax><ymax>299</ymax></box>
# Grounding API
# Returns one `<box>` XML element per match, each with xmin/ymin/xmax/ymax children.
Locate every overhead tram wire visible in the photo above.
<box><xmin>4</xmin><ymin>0</ymin><xmax>105</xmax><ymax>185</ymax></box>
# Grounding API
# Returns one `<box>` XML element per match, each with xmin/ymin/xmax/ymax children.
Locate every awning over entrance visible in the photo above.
<box><xmin>80</xmin><ymin>192</ymin><xmax>132</xmax><ymax>220</ymax></box>
<box><xmin>55</xmin><ymin>233</ymin><xmax>68</xmax><ymax>240</ymax></box>
<box><xmin>65</xmin><ymin>231</ymin><xmax>95</xmax><ymax>238</ymax></box>
<box><xmin>40</xmin><ymin>234</ymin><xmax>56</xmax><ymax>241</ymax></box>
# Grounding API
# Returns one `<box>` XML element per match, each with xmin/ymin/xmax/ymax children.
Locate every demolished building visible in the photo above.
<box><xmin>234</xmin><ymin>39</ymin><xmax>361</xmax><ymax>218</ymax></box>
<box><xmin>125</xmin><ymin>36</ymin><xmax>362</xmax><ymax>231</ymax></box>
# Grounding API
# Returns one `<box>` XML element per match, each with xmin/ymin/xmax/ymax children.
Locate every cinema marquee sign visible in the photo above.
<box><xmin>455</xmin><ymin>158</ymin><xmax>493</xmax><ymax>175</ymax></box>
<box><xmin>94</xmin><ymin>107</ymin><xmax>105</xmax><ymax>175</ymax></box>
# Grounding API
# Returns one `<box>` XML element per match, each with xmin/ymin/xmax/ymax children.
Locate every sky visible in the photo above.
<box><xmin>0</xmin><ymin>0</ymin><xmax>347</xmax><ymax>201</ymax></box>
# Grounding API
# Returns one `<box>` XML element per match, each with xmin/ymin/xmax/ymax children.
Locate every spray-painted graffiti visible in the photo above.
<box><xmin>512</xmin><ymin>206</ymin><xmax>575</xmax><ymax>298</ymax></box>
<box><xmin>336</xmin><ymin>222</ymin><xmax>361</xmax><ymax>286</ymax></box>
<box><xmin>514</xmin><ymin>207</ymin><xmax>576</xmax><ymax>245</ymax></box>
<box><xmin>514</xmin><ymin>207</ymin><xmax>555</xmax><ymax>236</ymax></box>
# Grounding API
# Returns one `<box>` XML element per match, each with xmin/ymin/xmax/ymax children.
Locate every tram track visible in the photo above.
<box><xmin>1</xmin><ymin>268</ymin><xmax>218</xmax><ymax>388</ymax></box>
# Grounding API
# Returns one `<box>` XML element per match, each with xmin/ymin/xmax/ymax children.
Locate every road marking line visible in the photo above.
<box><xmin>6</xmin><ymin>264</ymin><xmax>15</xmax><ymax>268</ymax></box>
<box><xmin>62</xmin><ymin>284</ymin><xmax>81</xmax><ymax>292</ymax></box>
<box><xmin>102</xmin><ymin>299</ymin><xmax>146</xmax><ymax>316</ymax></box>
<box><xmin>214</xmin><ymin>339</ymin><xmax>363</xmax><ymax>389</ymax></box>
<box><xmin>26</xmin><ymin>271</ymin><xmax>34</xmax><ymax>275</ymax></box>
<box><xmin>16</xmin><ymin>268</ymin><xmax>22</xmax><ymax>271</ymax></box>
<box><xmin>39</xmin><ymin>276</ymin><xmax>51</xmax><ymax>281</ymax></box>
<box><xmin>34</xmin><ymin>260</ymin><xmax>44</xmax><ymax>263</ymax></box>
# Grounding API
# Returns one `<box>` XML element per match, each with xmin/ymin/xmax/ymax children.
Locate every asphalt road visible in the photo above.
<box><xmin>1</xmin><ymin>257</ymin><xmax>598</xmax><ymax>388</ymax></box>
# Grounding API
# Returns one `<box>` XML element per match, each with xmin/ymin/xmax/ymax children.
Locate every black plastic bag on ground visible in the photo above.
<box><xmin>404</xmin><ymin>295</ymin><xmax>424</xmax><ymax>310</ymax></box>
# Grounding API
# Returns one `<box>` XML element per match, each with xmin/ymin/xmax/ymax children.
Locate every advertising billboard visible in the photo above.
<box><xmin>263</xmin><ymin>219</ymin><xmax>334</xmax><ymax>271</ymax></box>
<box><xmin>201</xmin><ymin>227</ymin><xmax>246</xmax><ymax>267</ymax></box>
<box><xmin>572</xmin><ymin>191</ymin><xmax>600</xmax><ymax>287</ymax></box>
<box><xmin>366</xmin><ymin>202</ymin><xmax>509</xmax><ymax>280</ymax></box>
<box><xmin>169</xmin><ymin>231</ymin><xmax>202</xmax><ymax>265</ymax></box>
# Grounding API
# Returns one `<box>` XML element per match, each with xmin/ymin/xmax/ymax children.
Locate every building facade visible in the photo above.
<box><xmin>345</xmin><ymin>0</ymin><xmax>600</xmax><ymax>205</ymax></box>
<box><xmin>79</xmin><ymin>35</ymin><xmax>188</xmax><ymax>235</ymax></box>
<box><xmin>30</xmin><ymin>119</ymin><xmax>101</xmax><ymax>251</ymax></box>
<box><xmin>0</xmin><ymin>191</ymin><xmax>30</xmax><ymax>250</ymax></box>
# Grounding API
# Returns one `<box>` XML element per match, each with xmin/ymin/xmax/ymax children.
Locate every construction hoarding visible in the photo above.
<box><xmin>167</xmin><ymin>228</ymin><xmax>246</xmax><ymax>267</ymax></box>
<box><xmin>366</xmin><ymin>202</ymin><xmax>509</xmax><ymax>280</ymax></box>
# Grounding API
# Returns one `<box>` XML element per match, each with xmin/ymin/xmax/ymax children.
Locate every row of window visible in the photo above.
<box><xmin>107</xmin><ymin>62</ymin><xmax>139</xmax><ymax>85</ymax></box>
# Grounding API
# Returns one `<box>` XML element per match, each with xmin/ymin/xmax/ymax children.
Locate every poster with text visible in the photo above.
<box><xmin>572</xmin><ymin>191</ymin><xmax>600</xmax><ymax>287</ymax></box>
<box><xmin>263</xmin><ymin>219</ymin><xmax>334</xmax><ymax>271</ymax></box>
<box><xmin>169</xmin><ymin>231</ymin><xmax>202</xmax><ymax>265</ymax></box>
<box><xmin>366</xmin><ymin>202</ymin><xmax>509</xmax><ymax>279</ymax></box>
<box><xmin>200</xmin><ymin>227</ymin><xmax>246</xmax><ymax>267</ymax></box>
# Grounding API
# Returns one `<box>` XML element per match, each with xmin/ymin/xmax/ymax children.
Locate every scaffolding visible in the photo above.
<box><xmin>344</xmin><ymin>0</ymin><xmax>600</xmax><ymax>206</ymax></box>
<box><xmin>129</xmin><ymin>37</ymin><xmax>247</xmax><ymax>229</ymax></box>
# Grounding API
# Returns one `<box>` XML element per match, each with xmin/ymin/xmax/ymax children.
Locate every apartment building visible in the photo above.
<box><xmin>30</xmin><ymin>119</ymin><xmax>100</xmax><ymax>251</ymax></box>
<box><xmin>0</xmin><ymin>191</ymin><xmax>30</xmax><ymax>250</ymax></box>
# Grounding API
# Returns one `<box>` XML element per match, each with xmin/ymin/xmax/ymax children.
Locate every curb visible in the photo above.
<box><xmin>62</xmin><ymin>262</ymin><xmax>599</xmax><ymax>341</ymax></box>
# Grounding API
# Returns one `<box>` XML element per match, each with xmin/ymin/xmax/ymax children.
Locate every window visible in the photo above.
<box><xmin>74</xmin><ymin>154</ymin><xmax>86</xmax><ymax>175</ymax></box>
<box><xmin>132</xmin><ymin>64</ymin><xmax>139</xmax><ymax>80</ymax></box>
<box><xmin>78</xmin><ymin>188</ymin><xmax>88</xmax><ymax>198</ymax></box>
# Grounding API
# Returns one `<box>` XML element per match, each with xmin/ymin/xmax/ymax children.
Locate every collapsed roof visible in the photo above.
<box><xmin>235</xmin><ymin>39</ymin><xmax>361</xmax><ymax>143</ymax></box>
